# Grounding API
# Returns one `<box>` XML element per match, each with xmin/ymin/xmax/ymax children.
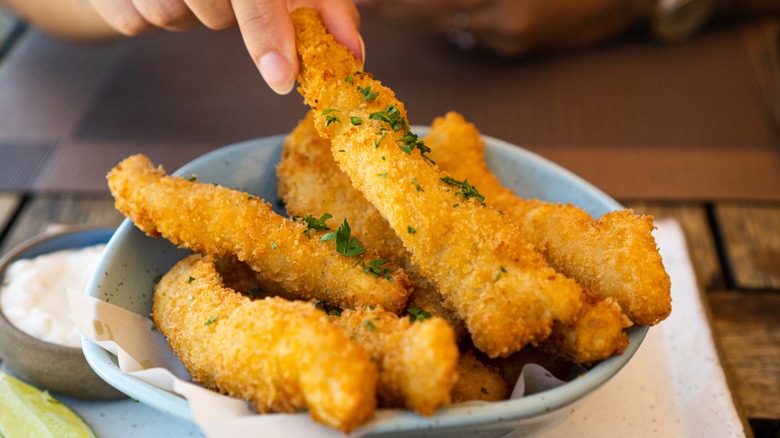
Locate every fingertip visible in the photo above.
<box><xmin>258</xmin><ymin>51</ymin><xmax>296</xmax><ymax>95</ymax></box>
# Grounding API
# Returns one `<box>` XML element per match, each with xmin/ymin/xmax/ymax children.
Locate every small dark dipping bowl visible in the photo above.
<box><xmin>0</xmin><ymin>227</ymin><xmax>124</xmax><ymax>399</ymax></box>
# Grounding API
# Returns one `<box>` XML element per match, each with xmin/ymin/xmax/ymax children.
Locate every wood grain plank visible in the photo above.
<box><xmin>622</xmin><ymin>201</ymin><xmax>724</xmax><ymax>289</ymax></box>
<box><xmin>0</xmin><ymin>194</ymin><xmax>123</xmax><ymax>254</ymax></box>
<box><xmin>708</xmin><ymin>291</ymin><xmax>780</xmax><ymax>420</ymax></box>
<box><xmin>0</xmin><ymin>193</ymin><xmax>21</xmax><ymax>234</ymax></box>
<box><xmin>715</xmin><ymin>203</ymin><xmax>780</xmax><ymax>289</ymax></box>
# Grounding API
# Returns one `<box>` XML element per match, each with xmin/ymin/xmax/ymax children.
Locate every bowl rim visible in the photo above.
<box><xmin>0</xmin><ymin>226</ymin><xmax>117</xmax><ymax>354</ymax></box>
<box><xmin>83</xmin><ymin>131</ymin><xmax>648</xmax><ymax>431</ymax></box>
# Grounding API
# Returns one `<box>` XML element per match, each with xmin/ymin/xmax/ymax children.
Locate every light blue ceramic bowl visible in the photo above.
<box><xmin>84</xmin><ymin>131</ymin><xmax>647</xmax><ymax>437</ymax></box>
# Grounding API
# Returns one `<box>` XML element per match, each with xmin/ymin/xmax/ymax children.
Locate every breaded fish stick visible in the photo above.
<box><xmin>152</xmin><ymin>254</ymin><xmax>377</xmax><ymax>432</ymax></box>
<box><xmin>279</xmin><ymin>113</ymin><xmax>627</xmax><ymax>362</ymax></box>
<box><xmin>330</xmin><ymin>307</ymin><xmax>458</xmax><ymax>415</ymax></box>
<box><xmin>107</xmin><ymin>154</ymin><xmax>411</xmax><ymax>313</ymax></box>
<box><xmin>424</xmin><ymin>112</ymin><xmax>671</xmax><ymax>326</ymax></box>
<box><xmin>293</xmin><ymin>8</ymin><xmax>582</xmax><ymax>357</ymax></box>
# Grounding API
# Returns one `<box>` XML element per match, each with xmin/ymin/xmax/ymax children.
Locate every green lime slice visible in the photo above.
<box><xmin>0</xmin><ymin>371</ymin><xmax>96</xmax><ymax>438</ymax></box>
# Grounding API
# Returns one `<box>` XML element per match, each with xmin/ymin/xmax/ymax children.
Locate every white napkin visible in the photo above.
<box><xmin>544</xmin><ymin>218</ymin><xmax>745</xmax><ymax>437</ymax></box>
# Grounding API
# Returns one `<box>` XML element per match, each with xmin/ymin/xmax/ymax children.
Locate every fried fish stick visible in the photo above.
<box><xmin>107</xmin><ymin>154</ymin><xmax>411</xmax><ymax>313</ymax></box>
<box><xmin>330</xmin><ymin>307</ymin><xmax>458</xmax><ymax>415</ymax></box>
<box><xmin>424</xmin><ymin>112</ymin><xmax>671</xmax><ymax>326</ymax></box>
<box><xmin>152</xmin><ymin>254</ymin><xmax>377</xmax><ymax>432</ymax></box>
<box><xmin>293</xmin><ymin>8</ymin><xmax>582</xmax><ymax>357</ymax></box>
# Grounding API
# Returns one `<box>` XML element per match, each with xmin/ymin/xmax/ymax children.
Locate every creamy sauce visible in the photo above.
<box><xmin>1</xmin><ymin>244</ymin><xmax>106</xmax><ymax>348</ymax></box>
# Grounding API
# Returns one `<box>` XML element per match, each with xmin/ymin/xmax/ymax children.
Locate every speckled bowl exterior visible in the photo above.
<box><xmin>84</xmin><ymin>133</ymin><xmax>648</xmax><ymax>436</ymax></box>
<box><xmin>0</xmin><ymin>227</ymin><xmax>125</xmax><ymax>400</ymax></box>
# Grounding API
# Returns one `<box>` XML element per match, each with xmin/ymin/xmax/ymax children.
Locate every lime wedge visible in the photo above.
<box><xmin>0</xmin><ymin>371</ymin><xmax>96</xmax><ymax>438</ymax></box>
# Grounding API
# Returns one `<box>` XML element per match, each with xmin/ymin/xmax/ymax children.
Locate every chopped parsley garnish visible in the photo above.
<box><xmin>361</xmin><ymin>259</ymin><xmax>393</xmax><ymax>281</ymax></box>
<box><xmin>320</xmin><ymin>219</ymin><xmax>365</xmax><ymax>257</ymax></box>
<box><xmin>410</xmin><ymin>177</ymin><xmax>424</xmax><ymax>192</ymax></box>
<box><xmin>364</xmin><ymin>321</ymin><xmax>377</xmax><ymax>332</ymax></box>
<box><xmin>187</xmin><ymin>176</ymin><xmax>197</xmax><ymax>182</ymax></box>
<box><xmin>153</xmin><ymin>274</ymin><xmax>163</xmax><ymax>284</ymax></box>
<box><xmin>407</xmin><ymin>307</ymin><xmax>431</xmax><ymax>322</ymax></box>
<box><xmin>345</xmin><ymin>75</ymin><xmax>354</xmax><ymax>84</ymax></box>
<box><xmin>293</xmin><ymin>213</ymin><xmax>332</xmax><ymax>238</ymax></box>
<box><xmin>350</xmin><ymin>116</ymin><xmax>363</xmax><ymax>126</ymax></box>
<box><xmin>407</xmin><ymin>226</ymin><xmax>416</xmax><ymax>234</ymax></box>
<box><xmin>398</xmin><ymin>131</ymin><xmax>434</xmax><ymax>162</ymax></box>
<box><xmin>496</xmin><ymin>266</ymin><xmax>508</xmax><ymax>281</ymax></box>
<box><xmin>369</xmin><ymin>105</ymin><xmax>404</xmax><ymax>131</ymax></box>
<box><xmin>271</xmin><ymin>242</ymin><xmax>278</xmax><ymax>249</ymax></box>
<box><xmin>321</xmin><ymin>109</ymin><xmax>341</xmax><ymax>127</ymax></box>
<box><xmin>150</xmin><ymin>323</ymin><xmax>157</xmax><ymax>331</ymax></box>
<box><xmin>440</xmin><ymin>176</ymin><xmax>486</xmax><ymax>205</ymax></box>
<box><xmin>187</xmin><ymin>276</ymin><xmax>195</xmax><ymax>283</ymax></box>
<box><xmin>247</xmin><ymin>195</ymin><xmax>255</xmax><ymax>200</ymax></box>
<box><xmin>378</xmin><ymin>173</ymin><xmax>387</xmax><ymax>178</ymax></box>
<box><xmin>204</xmin><ymin>316</ymin><xmax>217</xmax><ymax>326</ymax></box>
<box><xmin>357</xmin><ymin>85</ymin><xmax>379</xmax><ymax>101</ymax></box>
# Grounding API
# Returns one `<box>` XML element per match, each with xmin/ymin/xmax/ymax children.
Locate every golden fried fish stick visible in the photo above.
<box><xmin>293</xmin><ymin>8</ymin><xmax>582</xmax><ymax>357</ymax></box>
<box><xmin>152</xmin><ymin>254</ymin><xmax>377</xmax><ymax>432</ymax></box>
<box><xmin>330</xmin><ymin>307</ymin><xmax>458</xmax><ymax>415</ymax></box>
<box><xmin>451</xmin><ymin>349</ymin><xmax>510</xmax><ymax>403</ymax></box>
<box><xmin>424</xmin><ymin>112</ymin><xmax>671</xmax><ymax>326</ymax></box>
<box><xmin>107</xmin><ymin>154</ymin><xmax>411</xmax><ymax>313</ymax></box>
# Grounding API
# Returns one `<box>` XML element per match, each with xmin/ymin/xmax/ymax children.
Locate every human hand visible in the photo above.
<box><xmin>86</xmin><ymin>0</ymin><xmax>363</xmax><ymax>94</ymax></box>
<box><xmin>355</xmin><ymin>0</ymin><xmax>652</xmax><ymax>57</ymax></box>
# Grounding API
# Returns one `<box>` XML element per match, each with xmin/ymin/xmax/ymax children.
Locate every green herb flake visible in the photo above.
<box><xmin>204</xmin><ymin>316</ymin><xmax>217</xmax><ymax>326</ymax></box>
<box><xmin>150</xmin><ymin>323</ymin><xmax>157</xmax><ymax>331</ymax></box>
<box><xmin>407</xmin><ymin>226</ymin><xmax>416</xmax><ymax>235</ymax></box>
<box><xmin>187</xmin><ymin>276</ymin><xmax>195</xmax><ymax>283</ymax></box>
<box><xmin>293</xmin><ymin>213</ymin><xmax>332</xmax><ymax>238</ymax></box>
<box><xmin>441</xmin><ymin>176</ymin><xmax>486</xmax><ymax>205</ymax></box>
<box><xmin>357</xmin><ymin>85</ymin><xmax>379</xmax><ymax>101</ymax></box>
<box><xmin>271</xmin><ymin>242</ymin><xmax>278</xmax><ymax>249</ymax></box>
<box><xmin>187</xmin><ymin>176</ymin><xmax>197</xmax><ymax>182</ymax></box>
<box><xmin>321</xmin><ymin>109</ymin><xmax>341</xmax><ymax>127</ymax></box>
<box><xmin>153</xmin><ymin>274</ymin><xmax>163</xmax><ymax>284</ymax></box>
<box><xmin>378</xmin><ymin>173</ymin><xmax>387</xmax><ymax>178</ymax></box>
<box><xmin>364</xmin><ymin>321</ymin><xmax>376</xmax><ymax>332</ymax></box>
<box><xmin>495</xmin><ymin>266</ymin><xmax>508</xmax><ymax>281</ymax></box>
<box><xmin>407</xmin><ymin>307</ymin><xmax>432</xmax><ymax>322</ymax></box>
<box><xmin>350</xmin><ymin>116</ymin><xmax>362</xmax><ymax>126</ymax></box>
<box><xmin>320</xmin><ymin>219</ymin><xmax>365</xmax><ymax>257</ymax></box>
<box><xmin>361</xmin><ymin>259</ymin><xmax>393</xmax><ymax>281</ymax></box>
<box><xmin>345</xmin><ymin>75</ymin><xmax>354</xmax><ymax>84</ymax></box>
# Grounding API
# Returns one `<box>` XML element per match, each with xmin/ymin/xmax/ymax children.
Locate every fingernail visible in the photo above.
<box><xmin>357</xmin><ymin>34</ymin><xmax>366</xmax><ymax>66</ymax></box>
<box><xmin>259</xmin><ymin>51</ymin><xmax>294</xmax><ymax>95</ymax></box>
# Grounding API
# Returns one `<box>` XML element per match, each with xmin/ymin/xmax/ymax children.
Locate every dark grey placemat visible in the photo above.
<box><xmin>0</xmin><ymin>13</ymin><xmax>777</xmax><ymax>200</ymax></box>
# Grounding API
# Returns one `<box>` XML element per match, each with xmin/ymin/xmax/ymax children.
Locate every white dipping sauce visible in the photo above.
<box><xmin>1</xmin><ymin>244</ymin><xmax>106</xmax><ymax>348</ymax></box>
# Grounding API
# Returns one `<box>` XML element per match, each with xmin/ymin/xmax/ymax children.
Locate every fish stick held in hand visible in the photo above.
<box><xmin>292</xmin><ymin>8</ymin><xmax>583</xmax><ymax>357</ymax></box>
<box><xmin>107</xmin><ymin>153</ymin><xmax>411</xmax><ymax>313</ymax></box>
<box><xmin>152</xmin><ymin>254</ymin><xmax>377</xmax><ymax>432</ymax></box>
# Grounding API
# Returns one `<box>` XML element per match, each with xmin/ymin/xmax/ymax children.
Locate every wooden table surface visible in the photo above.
<box><xmin>0</xmin><ymin>8</ymin><xmax>778</xmax><ymax>438</ymax></box>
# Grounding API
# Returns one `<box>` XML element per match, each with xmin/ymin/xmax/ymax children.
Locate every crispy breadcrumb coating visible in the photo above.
<box><xmin>330</xmin><ymin>307</ymin><xmax>458</xmax><ymax>415</ymax></box>
<box><xmin>292</xmin><ymin>7</ymin><xmax>582</xmax><ymax>358</ymax></box>
<box><xmin>151</xmin><ymin>254</ymin><xmax>377</xmax><ymax>432</ymax></box>
<box><xmin>451</xmin><ymin>349</ymin><xmax>510</xmax><ymax>403</ymax></box>
<box><xmin>424</xmin><ymin>112</ymin><xmax>671</xmax><ymax>326</ymax></box>
<box><xmin>107</xmin><ymin>154</ymin><xmax>411</xmax><ymax>313</ymax></box>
